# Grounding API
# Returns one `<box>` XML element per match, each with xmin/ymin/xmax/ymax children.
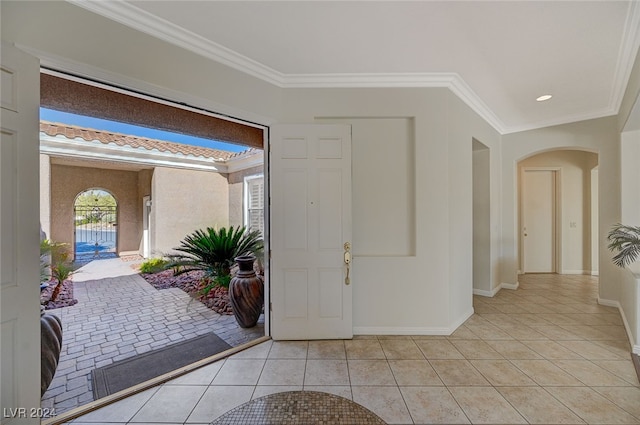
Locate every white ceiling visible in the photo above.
<box><xmin>70</xmin><ymin>1</ymin><xmax>640</xmax><ymax>134</ymax></box>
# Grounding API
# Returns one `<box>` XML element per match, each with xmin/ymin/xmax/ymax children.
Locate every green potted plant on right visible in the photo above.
<box><xmin>607</xmin><ymin>223</ymin><xmax>640</xmax><ymax>267</ymax></box>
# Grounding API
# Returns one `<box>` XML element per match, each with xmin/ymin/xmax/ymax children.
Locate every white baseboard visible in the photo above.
<box><xmin>591</xmin><ymin>271</ymin><xmax>600</xmax><ymax>276</ymax></box>
<box><xmin>561</xmin><ymin>270</ymin><xmax>591</xmax><ymax>275</ymax></box>
<box><xmin>597</xmin><ymin>298</ymin><xmax>619</xmax><ymax>308</ymax></box>
<box><xmin>353</xmin><ymin>326</ymin><xmax>451</xmax><ymax>336</ymax></box>
<box><xmin>450</xmin><ymin>308</ymin><xmax>475</xmax><ymax>332</ymax></box>
<box><xmin>473</xmin><ymin>287</ymin><xmax>500</xmax><ymax>297</ymax></box>
<box><xmin>474</xmin><ymin>282</ymin><xmax>519</xmax><ymax>298</ymax></box>
<box><xmin>501</xmin><ymin>281</ymin><xmax>520</xmax><ymax>290</ymax></box>
<box><xmin>353</xmin><ymin>308</ymin><xmax>474</xmax><ymax>336</ymax></box>
<box><xmin>598</xmin><ymin>297</ymin><xmax>637</xmax><ymax>352</ymax></box>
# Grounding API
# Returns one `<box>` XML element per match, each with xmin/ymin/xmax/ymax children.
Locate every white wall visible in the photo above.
<box><xmin>2</xmin><ymin>0</ymin><xmax>503</xmax><ymax>334</ymax></box>
<box><xmin>449</xmin><ymin>94</ymin><xmax>504</xmax><ymax>301</ymax></box>
<box><xmin>518</xmin><ymin>150</ymin><xmax>598</xmax><ymax>275</ymax></box>
<box><xmin>6</xmin><ymin>0</ymin><xmax>635</xmax><ymax>338</ymax></box>
<box><xmin>316</xmin><ymin>117</ymin><xmax>416</xmax><ymax>257</ymax></box>
<box><xmin>279</xmin><ymin>88</ymin><xmax>502</xmax><ymax>333</ymax></box>
<box><xmin>616</xmin><ymin>50</ymin><xmax>640</xmax><ymax>351</ymax></box>
<box><xmin>620</xmin><ymin>266</ymin><xmax>640</xmax><ymax>354</ymax></box>
<box><xmin>473</xmin><ymin>141</ymin><xmax>492</xmax><ymax>295</ymax></box>
<box><xmin>621</xmin><ymin>130</ymin><xmax>640</xmax><ymax>225</ymax></box>
<box><xmin>591</xmin><ymin>168</ymin><xmax>599</xmax><ymax>275</ymax></box>
<box><xmin>620</xmin><ymin>129</ymin><xmax>640</xmax><ymax>352</ymax></box>
<box><xmin>501</xmin><ymin>118</ymin><xmax>620</xmax><ymax>302</ymax></box>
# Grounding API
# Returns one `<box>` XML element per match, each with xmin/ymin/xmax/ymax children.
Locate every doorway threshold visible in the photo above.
<box><xmin>41</xmin><ymin>336</ymin><xmax>271</xmax><ymax>425</ymax></box>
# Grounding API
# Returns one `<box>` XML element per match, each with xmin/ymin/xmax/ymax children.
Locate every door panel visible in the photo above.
<box><xmin>282</xmin><ymin>169</ymin><xmax>308</xmax><ymax>250</ymax></box>
<box><xmin>270</xmin><ymin>124</ymin><xmax>352</xmax><ymax>340</ymax></box>
<box><xmin>317</xmin><ymin>169</ymin><xmax>343</xmax><ymax>250</ymax></box>
<box><xmin>522</xmin><ymin>170</ymin><xmax>556</xmax><ymax>273</ymax></box>
<box><xmin>1</xmin><ymin>43</ymin><xmax>41</xmax><ymax>423</ymax></box>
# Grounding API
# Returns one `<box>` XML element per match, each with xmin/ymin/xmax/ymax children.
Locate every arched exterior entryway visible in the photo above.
<box><xmin>73</xmin><ymin>188</ymin><xmax>118</xmax><ymax>262</ymax></box>
<box><xmin>43</xmin><ymin>157</ymin><xmax>153</xmax><ymax>261</ymax></box>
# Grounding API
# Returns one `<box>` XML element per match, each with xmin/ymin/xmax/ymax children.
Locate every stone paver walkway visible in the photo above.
<box><xmin>41</xmin><ymin>258</ymin><xmax>264</xmax><ymax>415</ymax></box>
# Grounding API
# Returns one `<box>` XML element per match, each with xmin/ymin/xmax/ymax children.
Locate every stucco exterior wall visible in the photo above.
<box><xmin>49</xmin><ymin>164</ymin><xmax>146</xmax><ymax>258</ymax></box>
<box><xmin>151</xmin><ymin>167</ymin><xmax>229</xmax><ymax>255</ymax></box>
<box><xmin>40</xmin><ymin>154</ymin><xmax>51</xmax><ymax>238</ymax></box>
<box><xmin>228</xmin><ymin>165</ymin><xmax>263</xmax><ymax>228</ymax></box>
<box><xmin>137</xmin><ymin>169</ymin><xmax>153</xmax><ymax>253</ymax></box>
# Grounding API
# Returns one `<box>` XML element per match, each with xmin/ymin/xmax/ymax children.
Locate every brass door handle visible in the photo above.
<box><xmin>344</xmin><ymin>242</ymin><xmax>351</xmax><ymax>285</ymax></box>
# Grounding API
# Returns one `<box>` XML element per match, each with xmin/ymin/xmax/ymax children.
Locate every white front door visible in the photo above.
<box><xmin>522</xmin><ymin>169</ymin><xmax>557</xmax><ymax>273</ymax></box>
<box><xmin>1</xmin><ymin>43</ymin><xmax>41</xmax><ymax>422</ymax></box>
<box><xmin>270</xmin><ymin>124</ymin><xmax>352</xmax><ymax>340</ymax></box>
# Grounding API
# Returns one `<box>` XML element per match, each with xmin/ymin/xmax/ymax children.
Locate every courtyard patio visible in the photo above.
<box><xmin>40</xmin><ymin>257</ymin><xmax>264</xmax><ymax>414</ymax></box>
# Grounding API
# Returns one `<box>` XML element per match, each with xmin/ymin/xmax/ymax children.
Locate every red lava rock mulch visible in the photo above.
<box><xmin>140</xmin><ymin>269</ymin><xmax>233</xmax><ymax>315</ymax></box>
<box><xmin>41</xmin><ymin>280</ymin><xmax>78</xmax><ymax>310</ymax></box>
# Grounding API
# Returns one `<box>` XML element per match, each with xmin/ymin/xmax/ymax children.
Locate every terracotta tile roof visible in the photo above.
<box><xmin>40</xmin><ymin>121</ymin><xmax>247</xmax><ymax>161</ymax></box>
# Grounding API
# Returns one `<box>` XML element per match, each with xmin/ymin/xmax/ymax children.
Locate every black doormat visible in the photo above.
<box><xmin>91</xmin><ymin>333</ymin><xmax>231</xmax><ymax>399</ymax></box>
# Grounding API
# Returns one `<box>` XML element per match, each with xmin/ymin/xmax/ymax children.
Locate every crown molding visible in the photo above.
<box><xmin>282</xmin><ymin>72</ymin><xmax>456</xmax><ymax>88</ymax></box>
<box><xmin>65</xmin><ymin>0</ymin><xmax>507</xmax><ymax>133</ymax></box>
<box><xmin>501</xmin><ymin>106</ymin><xmax>619</xmax><ymax>135</ymax></box>
<box><xmin>66</xmin><ymin>0</ymin><xmax>285</xmax><ymax>87</ymax></box>
<box><xmin>64</xmin><ymin>0</ymin><xmax>640</xmax><ymax>136</ymax></box>
<box><xmin>609</xmin><ymin>0</ymin><xmax>640</xmax><ymax>113</ymax></box>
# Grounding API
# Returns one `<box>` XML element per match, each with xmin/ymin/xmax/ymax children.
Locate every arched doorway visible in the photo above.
<box><xmin>517</xmin><ymin>149</ymin><xmax>599</xmax><ymax>275</ymax></box>
<box><xmin>73</xmin><ymin>189</ymin><xmax>118</xmax><ymax>262</ymax></box>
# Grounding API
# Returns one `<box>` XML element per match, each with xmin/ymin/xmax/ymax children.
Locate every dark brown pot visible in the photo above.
<box><xmin>229</xmin><ymin>255</ymin><xmax>264</xmax><ymax>328</ymax></box>
<box><xmin>40</xmin><ymin>307</ymin><xmax>62</xmax><ymax>397</ymax></box>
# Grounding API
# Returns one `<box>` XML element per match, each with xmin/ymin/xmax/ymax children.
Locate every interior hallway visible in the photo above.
<box><xmin>67</xmin><ymin>274</ymin><xmax>640</xmax><ymax>424</ymax></box>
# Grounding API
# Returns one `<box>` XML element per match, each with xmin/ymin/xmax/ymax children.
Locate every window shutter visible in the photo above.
<box><xmin>246</xmin><ymin>176</ymin><xmax>264</xmax><ymax>235</ymax></box>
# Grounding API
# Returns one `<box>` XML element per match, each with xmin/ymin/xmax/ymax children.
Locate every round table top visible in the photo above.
<box><xmin>210</xmin><ymin>390</ymin><xmax>387</xmax><ymax>425</ymax></box>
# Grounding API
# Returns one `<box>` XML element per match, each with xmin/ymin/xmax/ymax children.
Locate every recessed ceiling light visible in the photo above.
<box><xmin>536</xmin><ymin>94</ymin><xmax>553</xmax><ymax>102</ymax></box>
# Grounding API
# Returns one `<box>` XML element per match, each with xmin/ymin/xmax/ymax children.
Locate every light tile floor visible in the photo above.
<box><xmin>68</xmin><ymin>274</ymin><xmax>640</xmax><ymax>425</ymax></box>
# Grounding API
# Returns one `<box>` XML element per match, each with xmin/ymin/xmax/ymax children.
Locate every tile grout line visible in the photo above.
<box><xmin>386</xmin><ymin>339</ymin><xmax>409</xmax><ymax>421</ymax></box>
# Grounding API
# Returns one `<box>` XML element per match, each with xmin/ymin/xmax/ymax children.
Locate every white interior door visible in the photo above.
<box><xmin>1</xmin><ymin>43</ymin><xmax>41</xmax><ymax>422</ymax></box>
<box><xmin>522</xmin><ymin>169</ymin><xmax>557</xmax><ymax>273</ymax></box>
<box><xmin>270</xmin><ymin>124</ymin><xmax>352</xmax><ymax>340</ymax></box>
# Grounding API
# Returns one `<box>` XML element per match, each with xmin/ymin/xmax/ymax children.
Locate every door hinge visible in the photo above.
<box><xmin>269</xmin><ymin>302</ymin><xmax>273</xmax><ymax>312</ymax></box>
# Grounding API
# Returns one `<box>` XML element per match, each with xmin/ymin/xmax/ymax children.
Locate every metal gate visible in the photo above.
<box><xmin>74</xmin><ymin>204</ymin><xmax>117</xmax><ymax>261</ymax></box>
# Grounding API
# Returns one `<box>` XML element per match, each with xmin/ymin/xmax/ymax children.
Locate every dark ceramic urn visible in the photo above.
<box><xmin>40</xmin><ymin>307</ymin><xmax>63</xmax><ymax>397</ymax></box>
<box><xmin>229</xmin><ymin>255</ymin><xmax>264</xmax><ymax>328</ymax></box>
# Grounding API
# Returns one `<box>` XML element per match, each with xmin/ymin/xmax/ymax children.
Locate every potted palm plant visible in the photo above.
<box><xmin>168</xmin><ymin>226</ymin><xmax>264</xmax><ymax>326</ymax></box>
<box><xmin>607</xmin><ymin>223</ymin><xmax>640</xmax><ymax>267</ymax></box>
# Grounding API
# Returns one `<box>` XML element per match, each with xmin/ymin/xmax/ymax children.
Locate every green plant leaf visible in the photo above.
<box><xmin>139</xmin><ymin>257</ymin><xmax>169</xmax><ymax>273</ymax></box>
<box><xmin>166</xmin><ymin>225</ymin><xmax>263</xmax><ymax>287</ymax></box>
<box><xmin>607</xmin><ymin>223</ymin><xmax>640</xmax><ymax>268</ymax></box>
